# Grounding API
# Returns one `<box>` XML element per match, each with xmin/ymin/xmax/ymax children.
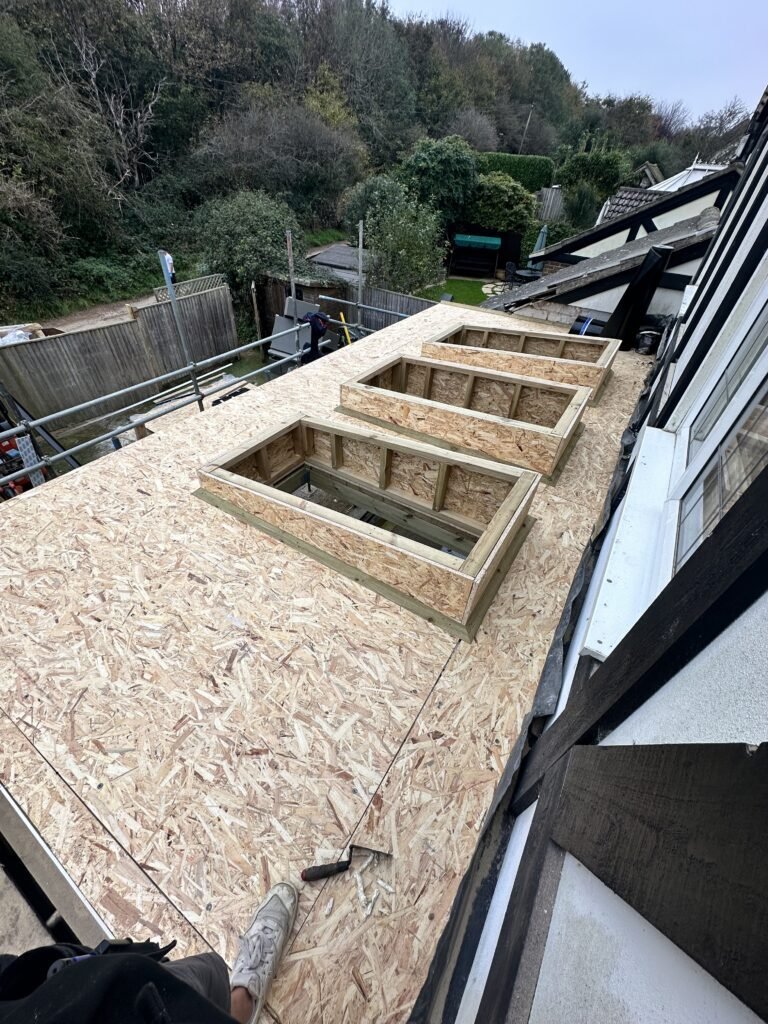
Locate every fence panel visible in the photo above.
<box><xmin>137</xmin><ymin>286</ymin><xmax>238</xmax><ymax>372</ymax></box>
<box><xmin>537</xmin><ymin>187</ymin><xmax>565</xmax><ymax>223</ymax></box>
<box><xmin>0</xmin><ymin>321</ymin><xmax>161</xmax><ymax>424</ymax></box>
<box><xmin>347</xmin><ymin>286</ymin><xmax>436</xmax><ymax>331</ymax></box>
<box><xmin>0</xmin><ymin>286</ymin><xmax>238</xmax><ymax>423</ymax></box>
<box><xmin>153</xmin><ymin>274</ymin><xmax>226</xmax><ymax>302</ymax></box>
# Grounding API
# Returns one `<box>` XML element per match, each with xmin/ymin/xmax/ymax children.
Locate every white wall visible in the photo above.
<box><xmin>603</xmin><ymin>589</ymin><xmax>768</xmax><ymax>747</ymax></box>
<box><xmin>574</xmin><ymin>229</ymin><xmax>630</xmax><ymax>258</ymax></box>
<box><xmin>528</xmin><ymin>855</ymin><xmax>762</xmax><ymax>1024</ymax></box>
<box><xmin>652</xmin><ymin>193</ymin><xmax>720</xmax><ymax>229</ymax></box>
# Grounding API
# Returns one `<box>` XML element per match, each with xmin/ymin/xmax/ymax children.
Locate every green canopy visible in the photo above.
<box><xmin>453</xmin><ymin>234</ymin><xmax>501</xmax><ymax>250</ymax></box>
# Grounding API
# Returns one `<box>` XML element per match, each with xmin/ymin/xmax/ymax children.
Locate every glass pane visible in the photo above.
<box><xmin>689</xmin><ymin>384</ymin><xmax>729</xmax><ymax>456</ymax></box>
<box><xmin>687</xmin><ymin>304</ymin><xmax>768</xmax><ymax>461</ymax></box>
<box><xmin>676</xmin><ymin>379</ymin><xmax>768</xmax><ymax>573</ymax></box>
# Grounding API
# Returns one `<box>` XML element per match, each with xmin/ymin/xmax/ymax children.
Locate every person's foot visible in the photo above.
<box><xmin>230</xmin><ymin>882</ymin><xmax>298</xmax><ymax>1023</ymax></box>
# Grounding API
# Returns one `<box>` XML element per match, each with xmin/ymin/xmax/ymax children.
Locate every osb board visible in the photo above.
<box><xmin>0</xmin><ymin>299</ymin><xmax>649</xmax><ymax>1023</ymax></box>
<box><xmin>388</xmin><ymin>451</ymin><xmax>439</xmax><ymax>506</ymax></box>
<box><xmin>444</xmin><ymin>465</ymin><xmax>512</xmax><ymax>527</ymax></box>
<box><xmin>425</xmin><ymin>367</ymin><xmax>468</xmax><ymax>406</ymax></box>
<box><xmin>0</xmin><ymin>714</ymin><xmax>211</xmax><ymax>954</ymax></box>
<box><xmin>515</xmin><ymin>385</ymin><xmax>570</xmax><ymax>428</ymax></box>
<box><xmin>302</xmin><ymin>423</ymin><xmax>517</xmax><ymax>531</ymax></box>
<box><xmin>421</xmin><ymin>339</ymin><xmax>606</xmax><ymax>393</ymax></box>
<box><xmin>200</xmin><ymin>471</ymin><xmax>474</xmax><ymax>622</ymax></box>
<box><xmin>340</xmin><ymin>384</ymin><xmax>562</xmax><ymax>475</ymax></box>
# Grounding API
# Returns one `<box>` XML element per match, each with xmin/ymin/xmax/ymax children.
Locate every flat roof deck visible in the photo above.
<box><xmin>0</xmin><ymin>304</ymin><xmax>649</xmax><ymax>1021</ymax></box>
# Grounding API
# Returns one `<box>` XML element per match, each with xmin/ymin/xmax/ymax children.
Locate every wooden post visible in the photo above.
<box><xmin>508</xmin><ymin>384</ymin><xmax>522</xmax><ymax>420</ymax></box>
<box><xmin>432</xmin><ymin>463</ymin><xmax>449</xmax><ymax>511</ymax></box>
<box><xmin>379</xmin><ymin>447</ymin><xmax>392</xmax><ymax>489</ymax></box>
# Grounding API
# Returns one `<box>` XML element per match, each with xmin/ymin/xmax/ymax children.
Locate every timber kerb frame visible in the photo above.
<box><xmin>196</xmin><ymin>416</ymin><xmax>540</xmax><ymax>639</ymax></box>
<box><xmin>420</xmin><ymin>321</ymin><xmax>620</xmax><ymax>400</ymax></box>
<box><xmin>338</xmin><ymin>354</ymin><xmax>590</xmax><ymax>476</ymax></box>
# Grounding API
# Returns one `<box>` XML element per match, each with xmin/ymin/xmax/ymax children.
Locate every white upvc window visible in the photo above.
<box><xmin>674</xmin><ymin>379</ymin><xmax>768</xmax><ymax>570</ymax></box>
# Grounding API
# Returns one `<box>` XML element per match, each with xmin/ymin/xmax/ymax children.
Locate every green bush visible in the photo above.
<box><xmin>520</xmin><ymin>219</ymin><xmax>577</xmax><ymax>262</ymax></box>
<box><xmin>337</xmin><ymin>175</ymin><xmax>406</xmax><ymax>239</ymax></box>
<box><xmin>367</xmin><ymin>192</ymin><xmax>446</xmax><ymax>294</ymax></box>
<box><xmin>556</xmin><ymin>149</ymin><xmax>630</xmax><ymax>201</ymax></box>
<box><xmin>398</xmin><ymin>136</ymin><xmax>477</xmax><ymax>223</ymax></box>
<box><xmin>195</xmin><ymin>190</ymin><xmax>307</xmax><ymax>293</ymax></box>
<box><xmin>563</xmin><ymin>181</ymin><xmax>602</xmax><ymax>229</ymax></box>
<box><xmin>475</xmin><ymin>153</ymin><xmax>555</xmax><ymax>192</ymax></box>
<box><xmin>467</xmin><ymin>173</ymin><xmax>537</xmax><ymax>234</ymax></box>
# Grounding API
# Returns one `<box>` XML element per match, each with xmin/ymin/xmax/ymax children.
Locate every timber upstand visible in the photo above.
<box><xmin>196</xmin><ymin>416</ymin><xmax>540</xmax><ymax>640</ymax></box>
<box><xmin>420</xmin><ymin>322</ymin><xmax>621</xmax><ymax>401</ymax></box>
<box><xmin>338</xmin><ymin>355</ymin><xmax>590</xmax><ymax>476</ymax></box>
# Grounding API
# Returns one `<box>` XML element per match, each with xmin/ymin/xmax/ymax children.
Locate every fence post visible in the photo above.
<box><xmin>357</xmin><ymin>220</ymin><xmax>364</xmax><ymax>327</ymax></box>
<box><xmin>158</xmin><ymin>250</ymin><xmax>204</xmax><ymax>412</ymax></box>
<box><xmin>286</xmin><ymin>229</ymin><xmax>297</xmax><ymax>305</ymax></box>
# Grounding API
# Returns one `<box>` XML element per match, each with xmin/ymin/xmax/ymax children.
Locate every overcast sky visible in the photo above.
<box><xmin>387</xmin><ymin>0</ymin><xmax>767</xmax><ymax>117</ymax></box>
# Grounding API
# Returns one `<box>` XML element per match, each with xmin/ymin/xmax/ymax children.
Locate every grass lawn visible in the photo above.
<box><xmin>305</xmin><ymin>227</ymin><xmax>348</xmax><ymax>249</ymax></box>
<box><xmin>418</xmin><ymin>278</ymin><xmax>488</xmax><ymax>305</ymax></box>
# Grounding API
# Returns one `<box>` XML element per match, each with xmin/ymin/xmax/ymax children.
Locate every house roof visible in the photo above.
<box><xmin>534</xmin><ymin>165</ymin><xmax>738</xmax><ymax>261</ymax></box>
<box><xmin>649</xmin><ymin>162</ymin><xmax>728</xmax><ymax>192</ymax></box>
<box><xmin>484</xmin><ymin>210</ymin><xmax>719</xmax><ymax>312</ymax></box>
<box><xmin>599</xmin><ymin>186</ymin><xmax>659</xmax><ymax>223</ymax></box>
<box><xmin>309</xmin><ymin>241</ymin><xmax>369</xmax><ymax>285</ymax></box>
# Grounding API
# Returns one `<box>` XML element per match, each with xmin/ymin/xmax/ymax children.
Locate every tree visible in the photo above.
<box><xmin>557</xmin><ymin>149</ymin><xmax>631</xmax><ymax>201</ymax></box>
<box><xmin>653</xmin><ymin>98</ymin><xmax>690</xmax><ymax>140</ymax></box>
<box><xmin>563</xmin><ymin>181</ymin><xmax>601</xmax><ymax>229</ymax></box>
<box><xmin>337</xmin><ymin>174</ymin><xmax>405</xmax><ymax>238</ymax></box>
<box><xmin>367</xmin><ymin>192</ymin><xmax>446</xmax><ymax>293</ymax></box>
<box><xmin>195</xmin><ymin>96</ymin><xmax>367</xmax><ymax>223</ymax></box>
<box><xmin>195</xmin><ymin>190</ymin><xmax>307</xmax><ymax>293</ymax></box>
<box><xmin>467</xmin><ymin>172</ymin><xmax>536</xmax><ymax>233</ymax></box>
<box><xmin>447</xmin><ymin>109</ymin><xmax>498</xmax><ymax>151</ymax></box>
<box><xmin>678</xmin><ymin>97</ymin><xmax>749</xmax><ymax>162</ymax></box>
<box><xmin>305</xmin><ymin>63</ymin><xmax>358</xmax><ymax>130</ymax></box>
<box><xmin>398</xmin><ymin>135</ymin><xmax>477</xmax><ymax>222</ymax></box>
<box><xmin>601</xmin><ymin>94</ymin><xmax>656</xmax><ymax>148</ymax></box>
<box><xmin>316</xmin><ymin>0</ymin><xmax>418</xmax><ymax>165</ymax></box>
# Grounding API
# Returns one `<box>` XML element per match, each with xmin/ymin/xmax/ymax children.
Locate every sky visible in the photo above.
<box><xmin>387</xmin><ymin>0</ymin><xmax>767</xmax><ymax>117</ymax></box>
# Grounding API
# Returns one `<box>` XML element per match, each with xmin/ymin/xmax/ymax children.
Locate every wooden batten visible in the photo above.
<box><xmin>197</xmin><ymin>415</ymin><xmax>540</xmax><ymax>637</ymax></box>
<box><xmin>341</xmin><ymin>355</ymin><xmax>590</xmax><ymax>476</ymax></box>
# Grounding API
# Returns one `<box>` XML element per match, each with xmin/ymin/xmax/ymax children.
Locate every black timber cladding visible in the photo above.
<box><xmin>477</xmin><ymin>743</ymin><xmax>768</xmax><ymax>1022</ymax></box>
<box><xmin>655</xmin><ymin>128</ymin><xmax>768</xmax><ymax>428</ymax></box>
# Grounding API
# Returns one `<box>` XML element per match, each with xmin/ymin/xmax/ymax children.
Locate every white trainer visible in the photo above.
<box><xmin>230</xmin><ymin>882</ymin><xmax>298</xmax><ymax>1023</ymax></box>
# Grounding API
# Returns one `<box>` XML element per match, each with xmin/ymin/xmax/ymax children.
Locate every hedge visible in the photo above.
<box><xmin>475</xmin><ymin>153</ymin><xmax>555</xmax><ymax>193</ymax></box>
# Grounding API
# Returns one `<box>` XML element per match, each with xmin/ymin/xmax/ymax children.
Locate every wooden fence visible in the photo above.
<box><xmin>349</xmin><ymin>285</ymin><xmax>436</xmax><ymax>331</ymax></box>
<box><xmin>0</xmin><ymin>286</ymin><xmax>237</xmax><ymax>424</ymax></box>
<box><xmin>153</xmin><ymin>274</ymin><xmax>226</xmax><ymax>302</ymax></box>
<box><xmin>537</xmin><ymin>187</ymin><xmax>565</xmax><ymax>223</ymax></box>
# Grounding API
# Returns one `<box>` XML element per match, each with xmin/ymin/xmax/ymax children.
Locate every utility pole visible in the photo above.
<box><xmin>519</xmin><ymin>104</ymin><xmax>534</xmax><ymax>155</ymax></box>
<box><xmin>158</xmin><ymin>250</ymin><xmax>204</xmax><ymax>412</ymax></box>
<box><xmin>357</xmin><ymin>219</ymin><xmax>364</xmax><ymax>327</ymax></box>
